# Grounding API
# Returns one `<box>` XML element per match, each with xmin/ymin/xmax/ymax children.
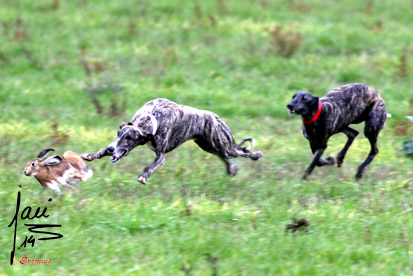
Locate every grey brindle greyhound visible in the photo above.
<box><xmin>81</xmin><ymin>98</ymin><xmax>262</xmax><ymax>184</ymax></box>
<box><xmin>287</xmin><ymin>83</ymin><xmax>387</xmax><ymax>180</ymax></box>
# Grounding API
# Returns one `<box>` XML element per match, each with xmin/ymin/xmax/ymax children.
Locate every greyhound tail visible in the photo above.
<box><xmin>238</xmin><ymin>137</ymin><xmax>254</xmax><ymax>151</ymax></box>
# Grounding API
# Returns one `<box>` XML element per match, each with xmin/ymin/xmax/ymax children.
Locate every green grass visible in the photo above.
<box><xmin>0</xmin><ymin>0</ymin><xmax>412</xmax><ymax>275</ymax></box>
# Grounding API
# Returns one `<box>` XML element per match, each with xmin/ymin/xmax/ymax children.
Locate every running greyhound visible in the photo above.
<box><xmin>287</xmin><ymin>83</ymin><xmax>387</xmax><ymax>180</ymax></box>
<box><xmin>82</xmin><ymin>98</ymin><xmax>262</xmax><ymax>184</ymax></box>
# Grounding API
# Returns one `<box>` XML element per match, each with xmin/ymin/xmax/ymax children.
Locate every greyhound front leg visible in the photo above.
<box><xmin>81</xmin><ymin>148</ymin><xmax>111</xmax><ymax>161</ymax></box>
<box><xmin>310</xmin><ymin>141</ymin><xmax>335</xmax><ymax>167</ymax></box>
<box><xmin>138</xmin><ymin>153</ymin><xmax>165</xmax><ymax>184</ymax></box>
<box><xmin>303</xmin><ymin>148</ymin><xmax>325</xmax><ymax>180</ymax></box>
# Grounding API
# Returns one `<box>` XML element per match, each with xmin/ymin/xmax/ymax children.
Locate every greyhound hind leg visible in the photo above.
<box><xmin>355</xmin><ymin>103</ymin><xmax>386</xmax><ymax>179</ymax></box>
<box><xmin>226</xmin><ymin>147</ymin><xmax>262</xmax><ymax>160</ymax></box>
<box><xmin>220</xmin><ymin>157</ymin><xmax>238</xmax><ymax>176</ymax></box>
<box><xmin>194</xmin><ymin>138</ymin><xmax>239</xmax><ymax>176</ymax></box>
<box><xmin>356</xmin><ymin>133</ymin><xmax>378</xmax><ymax>180</ymax></box>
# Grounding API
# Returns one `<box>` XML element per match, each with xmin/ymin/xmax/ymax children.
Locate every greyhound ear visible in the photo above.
<box><xmin>312</xmin><ymin>96</ymin><xmax>319</xmax><ymax>105</ymax></box>
<box><xmin>136</xmin><ymin>114</ymin><xmax>158</xmax><ymax>136</ymax></box>
<box><xmin>120</xmin><ymin>122</ymin><xmax>127</xmax><ymax>129</ymax></box>
<box><xmin>43</xmin><ymin>156</ymin><xmax>62</xmax><ymax>166</ymax></box>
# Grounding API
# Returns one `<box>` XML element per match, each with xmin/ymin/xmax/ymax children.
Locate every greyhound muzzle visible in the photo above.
<box><xmin>110</xmin><ymin>149</ymin><xmax>128</xmax><ymax>163</ymax></box>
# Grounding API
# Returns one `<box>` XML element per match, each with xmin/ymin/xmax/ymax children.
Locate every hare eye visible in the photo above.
<box><xmin>31</xmin><ymin>162</ymin><xmax>35</xmax><ymax>167</ymax></box>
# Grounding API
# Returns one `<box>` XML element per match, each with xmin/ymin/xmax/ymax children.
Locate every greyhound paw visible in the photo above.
<box><xmin>336</xmin><ymin>154</ymin><xmax>344</xmax><ymax>167</ymax></box>
<box><xmin>137</xmin><ymin>175</ymin><xmax>147</xmax><ymax>185</ymax></box>
<box><xmin>325</xmin><ymin>156</ymin><xmax>336</xmax><ymax>166</ymax></box>
<box><xmin>81</xmin><ymin>154</ymin><xmax>92</xmax><ymax>161</ymax></box>
<box><xmin>251</xmin><ymin>151</ymin><xmax>262</xmax><ymax>160</ymax></box>
<box><xmin>355</xmin><ymin>167</ymin><xmax>365</xmax><ymax>180</ymax></box>
<box><xmin>229</xmin><ymin>165</ymin><xmax>238</xmax><ymax>176</ymax></box>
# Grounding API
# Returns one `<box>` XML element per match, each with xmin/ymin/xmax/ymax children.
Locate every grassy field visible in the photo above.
<box><xmin>0</xmin><ymin>0</ymin><xmax>412</xmax><ymax>275</ymax></box>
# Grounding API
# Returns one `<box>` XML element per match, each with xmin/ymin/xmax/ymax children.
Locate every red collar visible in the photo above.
<box><xmin>302</xmin><ymin>101</ymin><xmax>323</xmax><ymax>124</ymax></box>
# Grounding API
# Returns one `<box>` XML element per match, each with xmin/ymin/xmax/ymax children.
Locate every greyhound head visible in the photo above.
<box><xmin>108</xmin><ymin>122</ymin><xmax>148</xmax><ymax>163</ymax></box>
<box><xmin>287</xmin><ymin>91</ymin><xmax>319</xmax><ymax>116</ymax></box>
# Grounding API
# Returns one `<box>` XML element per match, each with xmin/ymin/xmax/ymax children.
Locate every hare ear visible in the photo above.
<box><xmin>43</xmin><ymin>156</ymin><xmax>62</xmax><ymax>166</ymax></box>
<box><xmin>37</xmin><ymin>148</ymin><xmax>55</xmax><ymax>159</ymax></box>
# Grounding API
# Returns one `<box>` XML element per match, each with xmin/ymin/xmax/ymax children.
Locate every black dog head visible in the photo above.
<box><xmin>108</xmin><ymin>122</ymin><xmax>148</xmax><ymax>163</ymax></box>
<box><xmin>287</xmin><ymin>91</ymin><xmax>319</xmax><ymax>115</ymax></box>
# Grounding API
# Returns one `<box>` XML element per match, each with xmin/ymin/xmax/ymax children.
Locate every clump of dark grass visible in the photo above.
<box><xmin>288</xmin><ymin>0</ymin><xmax>311</xmax><ymax>12</ymax></box>
<box><xmin>83</xmin><ymin>75</ymin><xmax>126</xmax><ymax>117</ymax></box>
<box><xmin>128</xmin><ymin>20</ymin><xmax>137</xmax><ymax>36</ymax></box>
<box><xmin>266</xmin><ymin>23</ymin><xmax>302</xmax><ymax>58</ymax></box>
<box><xmin>49</xmin><ymin>121</ymin><xmax>70</xmax><ymax>146</ymax></box>
<box><xmin>397</xmin><ymin>49</ymin><xmax>409</xmax><ymax>78</ymax></box>
<box><xmin>205</xmin><ymin>254</ymin><xmax>219</xmax><ymax>276</ymax></box>
<box><xmin>364</xmin><ymin>20</ymin><xmax>383</xmax><ymax>33</ymax></box>
<box><xmin>363</xmin><ymin>0</ymin><xmax>374</xmax><ymax>15</ymax></box>
<box><xmin>80</xmin><ymin>45</ymin><xmax>126</xmax><ymax>117</ymax></box>
<box><xmin>52</xmin><ymin>0</ymin><xmax>59</xmax><ymax>10</ymax></box>
<box><xmin>217</xmin><ymin>0</ymin><xmax>227</xmax><ymax>15</ymax></box>
<box><xmin>13</xmin><ymin>17</ymin><xmax>30</xmax><ymax>42</ymax></box>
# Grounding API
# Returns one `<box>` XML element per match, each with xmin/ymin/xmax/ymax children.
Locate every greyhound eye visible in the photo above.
<box><xmin>125</xmin><ymin>135</ymin><xmax>132</xmax><ymax>140</ymax></box>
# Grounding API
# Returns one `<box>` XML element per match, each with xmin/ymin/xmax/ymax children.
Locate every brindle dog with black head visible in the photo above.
<box><xmin>287</xmin><ymin>83</ymin><xmax>387</xmax><ymax>180</ymax></box>
<box><xmin>82</xmin><ymin>98</ymin><xmax>262</xmax><ymax>184</ymax></box>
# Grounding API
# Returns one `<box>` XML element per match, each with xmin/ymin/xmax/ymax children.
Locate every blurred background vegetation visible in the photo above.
<box><xmin>0</xmin><ymin>0</ymin><xmax>412</xmax><ymax>275</ymax></box>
